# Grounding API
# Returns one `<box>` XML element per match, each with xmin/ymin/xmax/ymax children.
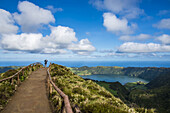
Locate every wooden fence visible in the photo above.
<box><xmin>0</xmin><ymin>63</ymin><xmax>41</xmax><ymax>84</ymax></box>
<box><xmin>47</xmin><ymin>66</ymin><xmax>73</xmax><ymax>113</ymax></box>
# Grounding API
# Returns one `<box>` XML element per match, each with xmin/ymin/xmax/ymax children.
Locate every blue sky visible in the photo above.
<box><xmin>0</xmin><ymin>0</ymin><xmax>170</xmax><ymax>61</ymax></box>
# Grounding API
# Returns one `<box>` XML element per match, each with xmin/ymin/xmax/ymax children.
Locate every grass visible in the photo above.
<box><xmin>124</xmin><ymin>82</ymin><xmax>147</xmax><ymax>91</ymax></box>
<box><xmin>49</xmin><ymin>63</ymin><xmax>136</xmax><ymax>113</ymax></box>
<box><xmin>96</xmin><ymin>81</ymin><xmax>118</xmax><ymax>96</ymax></box>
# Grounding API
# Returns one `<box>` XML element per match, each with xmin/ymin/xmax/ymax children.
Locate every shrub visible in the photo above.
<box><xmin>49</xmin><ymin>63</ymin><xmax>132</xmax><ymax>113</ymax></box>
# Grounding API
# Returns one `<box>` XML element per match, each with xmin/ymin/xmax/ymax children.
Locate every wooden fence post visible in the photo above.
<box><xmin>50</xmin><ymin>83</ymin><xmax>53</xmax><ymax>94</ymax></box>
<box><xmin>17</xmin><ymin>73</ymin><xmax>20</xmax><ymax>85</ymax></box>
<box><xmin>10</xmin><ymin>78</ymin><xmax>14</xmax><ymax>85</ymax></box>
<box><xmin>15</xmin><ymin>85</ymin><xmax>17</xmax><ymax>91</ymax></box>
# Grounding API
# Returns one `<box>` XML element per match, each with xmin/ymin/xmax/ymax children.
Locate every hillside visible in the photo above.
<box><xmin>92</xmin><ymin>73</ymin><xmax>170</xmax><ymax>113</ymax></box>
<box><xmin>0</xmin><ymin>66</ymin><xmax>21</xmax><ymax>74</ymax></box>
<box><xmin>71</xmin><ymin>66</ymin><xmax>170</xmax><ymax>81</ymax></box>
<box><xmin>127</xmin><ymin>83</ymin><xmax>170</xmax><ymax>113</ymax></box>
<box><xmin>49</xmin><ymin>63</ymin><xmax>136</xmax><ymax>113</ymax></box>
<box><xmin>95</xmin><ymin>81</ymin><xmax>129</xmax><ymax>103</ymax></box>
<box><xmin>146</xmin><ymin>71</ymin><xmax>170</xmax><ymax>89</ymax></box>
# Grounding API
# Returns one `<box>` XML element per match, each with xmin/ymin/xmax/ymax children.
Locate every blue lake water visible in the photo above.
<box><xmin>80</xmin><ymin>74</ymin><xmax>149</xmax><ymax>85</ymax></box>
<box><xmin>0</xmin><ymin>61</ymin><xmax>170</xmax><ymax>67</ymax></box>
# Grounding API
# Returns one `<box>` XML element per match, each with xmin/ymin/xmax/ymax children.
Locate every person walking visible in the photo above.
<box><xmin>44</xmin><ymin>59</ymin><xmax>48</xmax><ymax>67</ymax></box>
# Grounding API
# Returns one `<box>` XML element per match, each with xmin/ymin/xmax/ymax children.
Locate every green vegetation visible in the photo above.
<box><xmin>49</xmin><ymin>63</ymin><xmax>136</xmax><ymax>113</ymax></box>
<box><xmin>129</xmin><ymin>72</ymin><xmax>170</xmax><ymax>113</ymax></box>
<box><xmin>95</xmin><ymin>81</ymin><xmax>156</xmax><ymax>113</ymax></box>
<box><xmin>0</xmin><ymin>63</ymin><xmax>43</xmax><ymax>111</ymax></box>
<box><xmin>96</xmin><ymin>81</ymin><xmax>118</xmax><ymax>96</ymax></box>
<box><xmin>124</xmin><ymin>81</ymin><xmax>147</xmax><ymax>91</ymax></box>
<box><xmin>71</xmin><ymin>66</ymin><xmax>170</xmax><ymax>81</ymax></box>
<box><xmin>94</xmin><ymin>75</ymin><xmax>170</xmax><ymax>113</ymax></box>
<box><xmin>51</xmin><ymin>65</ymin><xmax>170</xmax><ymax>113</ymax></box>
<box><xmin>128</xmin><ymin>87</ymin><xmax>169</xmax><ymax>113</ymax></box>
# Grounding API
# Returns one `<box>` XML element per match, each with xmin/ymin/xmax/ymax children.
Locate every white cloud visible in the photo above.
<box><xmin>0</xmin><ymin>26</ymin><xmax>95</xmax><ymax>55</ymax></box>
<box><xmin>0</xmin><ymin>1</ymin><xmax>96</xmax><ymax>56</ymax></box>
<box><xmin>153</xmin><ymin>18</ymin><xmax>170</xmax><ymax>29</ymax></box>
<box><xmin>13</xmin><ymin>1</ymin><xmax>55</xmax><ymax>32</ymax></box>
<box><xmin>157</xmin><ymin>34</ymin><xmax>170</xmax><ymax>45</ymax></box>
<box><xmin>68</xmin><ymin>39</ymin><xmax>96</xmax><ymax>55</ymax></box>
<box><xmin>1</xmin><ymin>33</ymin><xmax>43</xmax><ymax>52</ymax></box>
<box><xmin>117</xmin><ymin>42</ymin><xmax>170</xmax><ymax>53</ymax></box>
<box><xmin>90</xmin><ymin>0</ymin><xmax>144</xmax><ymax>19</ymax></box>
<box><xmin>96</xmin><ymin>49</ymin><xmax>167</xmax><ymax>59</ymax></box>
<box><xmin>46</xmin><ymin>5</ymin><xmax>63</xmax><ymax>13</ymax></box>
<box><xmin>103</xmin><ymin>13</ymin><xmax>135</xmax><ymax>34</ymax></box>
<box><xmin>46</xmin><ymin>26</ymin><xmax>78</xmax><ymax>44</ymax></box>
<box><xmin>0</xmin><ymin>9</ymin><xmax>18</xmax><ymax>34</ymax></box>
<box><xmin>119</xmin><ymin>34</ymin><xmax>151</xmax><ymax>41</ymax></box>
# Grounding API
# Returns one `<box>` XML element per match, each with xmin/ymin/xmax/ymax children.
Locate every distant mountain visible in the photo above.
<box><xmin>0</xmin><ymin>66</ymin><xmax>21</xmax><ymax>73</ymax></box>
<box><xmin>71</xmin><ymin>66</ymin><xmax>170</xmax><ymax>81</ymax></box>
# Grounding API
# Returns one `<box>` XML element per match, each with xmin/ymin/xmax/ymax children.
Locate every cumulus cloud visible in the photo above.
<box><xmin>68</xmin><ymin>39</ymin><xmax>96</xmax><ymax>55</ymax></box>
<box><xmin>103</xmin><ymin>13</ymin><xmax>136</xmax><ymax>34</ymax></box>
<box><xmin>13</xmin><ymin>1</ymin><xmax>55</xmax><ymax>32</ymax></box>
<box><xmin>119</xmin><ymin>34</ymin><xmax>151</xmax><ymax>41</ymax></box>
<box><xmin>157</xmin><ymin>34</ymin><xmax>170</xmax><ymax>45</ymax></box>
<box><xmin>0</xmin><ymin>1</ymin><xmax>96</xmax><ymax>56</ymax></box>
<box><xmin>153</xmin><ymin>18</ymin><xmax>170</xmax><ymax>29</ymax></box>
<box><xmin>117</xmin><ymin>42</ymin><xmax>170</xmax><ymax>53</ymax></box>
<box><xmin>0</xmin><ymin>9</ymin><xmax>18</xmax><ymax>34</ymax></box>
<box><xmin>46</xmin><ymin>5</ymin><xmax>63</xmax><ymax>13</ymax></box>
<box><xmin>1</xmin><ymin>33</ymin><xmax>43</xmax><ymax>52</ymax></box>
<box><xmin>90</xmin><ymin>0</ymin><xmax>144</xmax><ymax>19</ymax></box>
<box><xmin>47</xmin><ymin>26</ymin><xmax>77</xmax><ymax>44</ymax></box>
<box><xmin>0</xmin><ymin>26</ymin><xmax>96</xmax><ymax>55</ymax></box>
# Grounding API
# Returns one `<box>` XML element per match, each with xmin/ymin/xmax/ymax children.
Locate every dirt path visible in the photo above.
<box><xmin>1</xmin><ymin>68</ymin><xmax>52</xmax><ymax>113</ymax></box>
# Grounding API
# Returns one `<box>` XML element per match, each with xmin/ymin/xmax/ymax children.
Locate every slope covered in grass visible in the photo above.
<box><xmin>124</xmin><ymin>72</ymin><xmax>170</xmax><ymax>113</ymax></box>
<box><xmin>94</xmin><ymin>79</ymin><xmax>168</xmax><ymax>113</ymax></box>
<box><xmin>49</xmin><ymin>63</ymin><xmax>135</xmax><ymax>113</ymax></box>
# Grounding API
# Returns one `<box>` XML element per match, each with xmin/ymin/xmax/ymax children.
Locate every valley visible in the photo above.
<box><xmin>72</xmin><ymin>66</ymin><xmax>170</xmax><ymax>113</ymax></box>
